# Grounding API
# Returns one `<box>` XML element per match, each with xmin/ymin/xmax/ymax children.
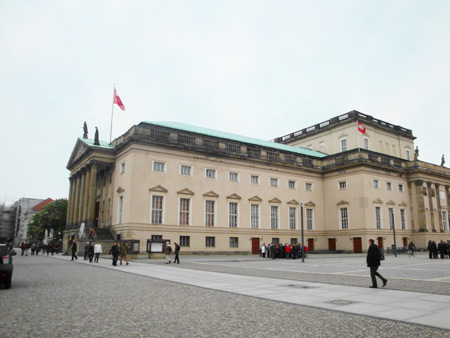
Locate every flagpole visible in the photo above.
<box><xmin>110</xmin><ymin>84</ymin><xmax>115</xmax><ymax>143</ymax></box>
<box><xmin>357</xmin><ymin>120</ymin><xmax>360</xmax><ymax>152</ymax></box>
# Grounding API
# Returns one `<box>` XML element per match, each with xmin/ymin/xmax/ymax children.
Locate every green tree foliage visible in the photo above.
<box><xmin>28</xmin><ymin>199</ymin><xmax>67</xmax><ymax>239</ymax></box>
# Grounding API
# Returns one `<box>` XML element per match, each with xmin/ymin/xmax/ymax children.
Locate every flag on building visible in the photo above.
<box><xmin>357</xmin><ymin>121</ymin><xmax>366</xmax><ymax>134</ymax></box>
<box><xmin>114</xmin><ymin>89</ymin><xmax>125</xmax><ymax>111</ymax></box>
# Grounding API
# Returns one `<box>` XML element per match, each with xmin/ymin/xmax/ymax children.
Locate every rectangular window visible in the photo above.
<box><xmin>180</xmin><ymin>236</ymin><xmax>190</xmax><ymax>247</ymax></box>
<box><xmin>306</xmin><ymin>208</ymin><xmax>313</xmax><ymax>230</ymax></box>
<box><xmin>180</xmin><ymin>165</ymin><xmax>192</xmax><ymax>176</ymax></box>
<box><xmin>229</xmin><ymin>172</ymin><xmax>239</xmax><ymax>182</ymax></box>
<box><xmin>229</xmin><ymin>202</ymin><xmax>238</xmax><ymax>228</ymax></box>
<box><xmin>305</xmin><ymin>183</ymin><xmax>313</xmax><ymax>191</ymax></box>
<box><xmin>118</xmin><ymin>196</ymin><xmax>123</xmax><ymax>224</ymax></box>
<box><xmin>375</xmin><ymin>206</ymin><xmax>382</xmax><ymax>229</ymax></box>
<box><xmin>400</xmin><ymin>209</ymin><xmax>406</xmax><ymax>230</ymax></box>
<box><xmin>399</xmin><ymin>184</ymin><xmax>404</xmax><ymax>192</ymax></box>
<box><xmin>270</xmin><ymin>178</ymin><xmax>278</xmax><ymax>187</ymax></box>
<box><xmin>251</xmin><ymin>204</ymin><xmax>259</xmax><ymax>228</ymax></box>
<box><xmin>230</xmin><ymin>237</ymin><xmax>239</xmax><ymax>248</ymax></box>
<box><xmin>389</xmin><ymin>208</ymin><xmax>395</xmax><ymax>230</ymax></box>
<box><xmin>151</xmin><ymin>235</ymin><xmax>163</xmax><ymax>240</ymax></box>
<box><xmin>290</xmin><ymin>238</ymin><xmax>298</xmax><ymax>245</ymax></box>
<box><xmin>373</xmin><ymin>180</ymin><xmax>379</xmax><ymax>189</ymax></box>
<box><xmin>339</xmin><ymin>181</ymin><xmax>347</xmax><ymax>189</ymax></box>
<box><xmin>153</xmin><ymin>161</ymin><xmax>166</xmax><ymax>172</ymax></box>
<box><xmin>206</xmin><ymin>237</ymin><xmax>215</xmax><ymax>247</ymax></box>
<box><xmin>179</xmin><ymin>198</ymin><xmax>190</xmax><ymax>225</ymax></box>
<box><xmin>340</xmin><ymin>207</ymin><xmax>348</xmax><ymax>229</ymax></box>
<box><xmin>272</xmin><ymin>238</ymin><xmax>280</xmax><ymax>245</ymax></box>
<box><xmin>386</xmin><ymin>182</ymin><xmax>392</xmax><ymax>191</ymax></box>
<box><xmin>288</xmin><ymin>180</ymin><xmax>296</xmax><ymax>189</ymax></box>
<box><xmin>205</xmin><ymin>169</ymin><xmax>216</xmax><ymax>179</ymax></box>
<box><xmin>205</xmin><ymin>200</ymin><xmax>215</xmax><ymax>226</ymax></box>
<box><xmin>120</xmin><ymin>162</ymin><xmax>125</xmax><ymax>174</ymax></box>
<box><xmin>151</xmin><ymin>196</ymin><xmax>163</xmax><ymax>224</ymax></box>
<box><xmin>443</xmin><ymin>211</ymin><xmax>449</xmax><ymax>231</ymax></box>
<box><xmin>363</xmin><ymin>138</ymin><xmax>369</xmax><ymax>150</ymax></box>
<box><xmin>250</xmin><ymin>175</ymin><xmax>260</xmax><ymax>184</ymax></box>
<box><xmin>406</xmin><ymin>149</ymin><xmax>410</xmax><ymax>161</ymax></box>
<box><xmin>271</xmin><ymin>205</ymin><xmax>279</xmax><ymax>229</ymax></box>
<box><xmin>289</xmin><ymin>207</ymin><xmax>297</xmax><ymax>230</ymax></box>
<box><xmin>319</xmin><ymin>141</ymin><xmax>325</xmax><ymax>148</ymax></box>
<box><xmin>341</xmin><ymin>138</ymin><xmax>348</xmax><ymax>152</ymax></box>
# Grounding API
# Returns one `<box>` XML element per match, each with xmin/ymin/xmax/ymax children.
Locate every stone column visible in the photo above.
<box><xmin>427</xmin><ymin>182</ymin><xmax>435</xmax><ymax>231</ymax></box>
<box><xmin>66</xmin><ymin>177</ymin><xmax>74</xmax><ymax>228</ymax></box>
<box><xmin>87</xmin><ymin>162</ymin><xmax>98</xmax><ymax>228</ymax></box>
<box><xmin>435</xmin><ymin>183</ymin><xmax>442</xmax><ymax>231</ymax></box>
<box><xmin>77</xmin><ymin>170</ymin><xmax>86</xmax><ymax>226</ymax></box>
<box><xmin>72</xmin><ymin>174</ymin><xmax>81</xmax><ymax>228</ymax></box>
<box><xmin>414</xmin><ymin>180</ymin><xmax>427</xmax><ymax>231</ymax></box>
<box><xmin>82</xmin><ymin>168</ymin><xmax>91</xmax><ymax>224</ymax></box>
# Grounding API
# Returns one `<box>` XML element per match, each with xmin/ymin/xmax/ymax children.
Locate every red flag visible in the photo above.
<box><xmin>357</xmin><ymin>121</ymin><xmax>366</xmax><ymax>134</ymax></box>
<box><xmin>114</xmin><ymin>89</ymin><xmax>125</xmax><ymax>111</ymax></box>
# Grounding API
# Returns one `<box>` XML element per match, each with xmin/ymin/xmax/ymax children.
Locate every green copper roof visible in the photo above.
<box><xmin>141</xmin><ymin>121</ymin><xmax>326</xmax><ymax>158</ymax></box>
<box><xmin>80</xmin><ymin>138</ymin><xmax>115</xmax><ymax>149</ymax></box>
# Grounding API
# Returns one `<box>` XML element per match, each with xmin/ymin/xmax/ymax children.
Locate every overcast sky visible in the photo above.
<box><xmin>1</xmin><ymin>0</ymin><xmax>449</xmax><ymax>205</ymax></box>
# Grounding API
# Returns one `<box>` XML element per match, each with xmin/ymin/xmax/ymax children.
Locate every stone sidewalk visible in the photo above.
<box><xmin>53</xmin><ymin>254</ymin><xmax>450</xmax><ymax>331</ymax></box>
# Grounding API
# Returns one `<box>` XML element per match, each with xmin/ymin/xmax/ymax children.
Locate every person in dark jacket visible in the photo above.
<box><xmin>366</xmin><ymin>239</ymin><xmax>387</xmax><ymax>288</ymax></box>
<box><xmin>88</xmin><ymin>242</ymin><xmax>95</xmax><ymax>263</ymax></box>
<box><xmin>71</xmin><ymin>239</ymin><xmax>78</xmax><ymax>261</ymax></box>
<box><xmin>174</xmin><ymin>242</ymin><xmax>180</xmax><ymax>264</ymax></box>
<box><xmin>109</xmin><ymin>242</ymin><xmax>119</xmax><ymax>266</ymax></box>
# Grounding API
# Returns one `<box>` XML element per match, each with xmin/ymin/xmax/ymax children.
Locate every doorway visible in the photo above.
<box><xmin>328</xmin><ymin>238</ymin><xmax>336</xmax><ymax>251</ymax></box>
<box><xmin>377</xmin><ymin>237</ymin><xmax>384</xmax><ymax>249</ymax></box>
<box><xmin>251</xmin><ymin>238</ymin><xmax>260</xmax><ymax>255</ymax></box>
<box><xmin>308</xmin><ymin>238</ymin><xmax>314</xmax><ymax>252</ymax></box>
<box><xmin>353</xmin><ymin>237</ymin><xmax>362</xmax><ymax>253</ymax></box>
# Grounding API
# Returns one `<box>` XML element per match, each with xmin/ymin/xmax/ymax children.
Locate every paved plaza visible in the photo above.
<box><xmin>1</xmin><ymin>252</ymin><xmax>450</xmax><ymax>337</ymax></box>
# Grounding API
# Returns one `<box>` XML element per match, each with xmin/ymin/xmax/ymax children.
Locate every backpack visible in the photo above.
<box><xmin>379</xmin><ymin>247</ymin><xmax>385</xmax><ymax>261</ymax></box>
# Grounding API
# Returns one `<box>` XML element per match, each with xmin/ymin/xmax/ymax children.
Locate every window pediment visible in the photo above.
<box><xmin>269</xmin><ymin>197</ymin><xmax>281</xmax><ymax>204</ymax></box>
<box><xmin>304</xmin><ymin>201</ymin><xmax>316</xmax><ymax>207</ymax></box>
<box><xmin>336</xmin><ymin>200</ymin><xmax>349</xmax><ymax>206</ymax></box>
<box><xmin>287</xmin><ymin>199</ymin><xmax>299</xmax><ymax>205</ymax></box>
<box><xmin>177</xmin><ymin>188</ymin><xmax>195</xmax><ymax>195</ymax></box>
<box><xmin>227</xmin><ymin>193</ymin><xmax>241</xmax><ymax>200</ymax></box>
<box><xmin>248</xmin><ymin>195</ymin><xmax>262</xmax><ymax>202</ymax></box>
<box><xmin>386</xmin><ymin>200</ymin><xmax>395</xmax><ymax>205</ymax></box>
<box><xmin>203</xmin><ymin>191</ymin><xmax>219</xmax><ymax>198</ymax></box>
<box><xmin>399</xmin><ymin>201</ymin><xmax>407</xmax><ymax>207</ymax></box>
<box><xmin>373</xmin><ymin>198</ymin><xmax>383</xmax><ymax>204</ymax></box>
<box><xmin>149</xmin><ymin>185</ymin><xmax>168</xmax><ymax>193</ymax></box>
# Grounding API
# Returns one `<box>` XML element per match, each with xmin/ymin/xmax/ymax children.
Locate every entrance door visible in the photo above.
<box><xmin>402</xmin><ymin>237</ymin><xmax>408</xmax><ymax>247</ymax></box>
<box><xmin>94</xmin><ymin>202</ymin><xmax>100</xmax><ymax>227</ymax></box>
<box><xmin>377</xmin><ymin>237</ymin><xmax>384</xmax><ymax>249</ymax></box>
<box><xmin>308</xmin><ymin>238</ymin><xmax>314</xmax><ymax>252</ymax></box>
<box><xmin>353</xmin><ymin>237</ymin><xmax>362</xmax><ymax>253</ymax></box>
<box><xmin>251</xmin><ymin>238</ymin><xmax>260</xmax><ymax>254</ymax></box>
<box><xmin>328</xmin><ymin>238</ymin><xmax>336</xmax><ymax>251</ymax></box>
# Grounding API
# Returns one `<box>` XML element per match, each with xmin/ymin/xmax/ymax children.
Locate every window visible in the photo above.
<box><xmin>388</xmin><ymin>208</ymin><xmax>395</xmax><ymax>229</ymax></box>
<box><xmin>180</xmin><ymin>165</ymin><xmax>192</xmax><ymax>176</ymax></box>
<box><xmin>251</xmin><ymin>204</ymin><xmax>259</xmax><ymax>228</ymax></box>
<box><xmin>250</xmin><ymin>175</ymin><xmax>260</xmax><ymax>184</ymax></box>
<box><xmin>180</xmin><ymin>236</ymin><xmax>190</xmax><ymax>247</ymax></box>
<box><xmin>288</xmin><ymin>180</ymin><xmax>296</xmax><ymax>189</ymax></box>
<box><xmin>305</xmin><ymin>183</ymin><xmax>313</xmax><ymax>191</ymax></box>
<box><xmin>153</xmin><ymin>161</ymin><xmax>166</xmax><ymax>172</ymax></box>
<box><xmin>206</xmin><ymin>237</ymin><xmax>215</xmax><ymax>247</ymax></box>
<box><xmin>118</xmin><ymin>196</ymin><xmax>123</xmax><ymax>224</ymax></box>
<box><xmin>340</xmin><ymin>138</ymin><xmax>348</xmax><ymax>152</ymax></box>
<box><xmin>120</xmin><ymin>162</ymin><xmax>125</xmax><ymax>174</ymax></box>
<box><xmin>151</xmin><ymin>196</ymin><xmax>164</xmax><ymax>224</ymax></box>
<box><xmin>291</xmin><ymin>238</ymin><xmax>298</xmax><ymax>245</ymax></box>
<box><xmin>229</xmin><ymin>202</ymin><xmax>238</xmax><ymax>228</ymax></box>
<box><xmin>373</xmin><ymin>180</ymin><xmax>379</xmax><ymax>189</ymax></box>
<box><xmin>340</xmin><ymin>207</ymin><xmax>349</xmax><ymax>229</ymax></box>
<box><xmin>443</xmin><ymin>211</ymin><xmax>448</xmax><ymax>231</ymax></box>
<box><xmin>375</xmin><ymin>206</ymin><xmax>382</xmax><ymax>229</ymax></box>
<box><xmin>270</xmin><ymin>178</ymin><xmax>279</xmax><ymax>187</ymax></box>
<box><xmin>363</xmin><ymin>138</ymin><xmax>369</xmax><ymax>150</ymax></box>
<box><xmin>307</xmin><ymin>144</ymin><xmax>312</xmax><ymax>150</ymax></box>
<box><xmin>230</xmin><ymin>237</ymin><xmax>239</xmax><ymax>248</ymax></box>
<box><xmin>229</xmin><ymin>172</ymin><xmax>239</xmax><ymax>182</ymax></box>
<box><xmin>270</xmin><ymin>205</ymin><xmax>279</xmax><ymax>229</ymax></box>
<box><xmin>151</xmin><ymin>235</ymin><xmax>163</xmax><ymax>240</ymax></box>
<box><xmin>400</xmin><ymin>209</ymin><xmax>406</xmax><ymax>230</ymax></box>
<box><xmin>205</xmin><ymin>200</ymin><xmax>215</xmax><ymax>226</ymax></box>
<box><xmin>272</xmin><ymin>238</ymin><xmax>280</xmax><ymax>245</ymax></box>
<box><xmin>179</xmin><ymin>198</ymin><xmax>190</xmax><ymax>225</ymax></box>
<box><xmin>339</xmin><ymin>181</ymin><xmax>347</xmax><ymax>190</ymax></box>
<box><xmin>289</xmin><ymin>207</ymin><xmax>297</xmax><ymax>230</ymax></box>
<box><xmin>205</xmin><ymin>169</ymin><xmax>216</xmax><ymax>179</ymax></box>
<box><xmin>319</xmin><ymin>141</ymin><xmax>325</xmax><ymax>148</ymax></box>
<box><xmin>406</xmin><ymin>149</ymin><xmax>410</xmax><ymax>161</ymax></box>
<box><xmin>386</xmin><ymin>182</ymin><xmax>392</xmax><ymax>191</ymax></box>
<box><xmin>399</xmin><ymin>184</ymin><xmax>404</xmax><ymax>192</ymax></box>
<box><xmin>306</xmin><ymin>208</ymin><xmax>314</xmax><ymax>230</ymax></box>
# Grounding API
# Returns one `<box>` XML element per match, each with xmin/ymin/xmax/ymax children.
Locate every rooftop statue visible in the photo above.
<box><xmin>83</xmin><ymin>121</ymin><xmax>88</xmax><ymax>139</ymax></box>
<box><xmin>94</xmin><ymin>127</ymin><xmax>100</xmax><ymax>146</ymax></box>
<box><xmin>441</xmin><ymin>154</ymin><xmax>445</xmax><ymax>167</ymax></box>
<box><xmin>414</xmin><ymin>146</ymin><xmax>419</xmax><ymax>160</ymax></box>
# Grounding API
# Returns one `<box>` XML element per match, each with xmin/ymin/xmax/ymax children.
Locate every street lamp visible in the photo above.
<box><xmin>301</xmin><ymin>203</ymin><xmax>305</xmax><ymax>263</ymax></box>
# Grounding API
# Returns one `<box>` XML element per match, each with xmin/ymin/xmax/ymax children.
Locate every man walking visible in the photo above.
<box><xmin>94</xmin><ymin>241</ymin><xmax>102</xmax><ymax>263</ymax></box>
<box><xmin>174</xmin><ymin>242</ymin><xmax>180</xmax><ymax>264</ymax></box>
<box><xmin>120</xmin><ymin>241</ymin><xmax>129</xmax><ymax>265</ymax></box>
<box><xmin>71</xmin><ymin>239</ymin><xmax>78</xmax><ymax>261</ymax></box>
<box><xmin>164</xmin><ymin>242</ymin><xmax>172</xmax><ymax>264</ymax></box>
<box><xmin>109</xmin><ymin>242</ymin><xmax>120</xmax><ymax>266</ymax></box>
<box><xmin>367</xmin><ymin>239</ymin><xmax>387</xmax><ymax>288</ymax></box>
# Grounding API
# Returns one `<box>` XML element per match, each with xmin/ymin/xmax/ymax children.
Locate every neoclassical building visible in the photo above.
<box><xmin>64</xmin><ymin>110</ymin><xmax>450</xmax><ymax>253</ymax></box>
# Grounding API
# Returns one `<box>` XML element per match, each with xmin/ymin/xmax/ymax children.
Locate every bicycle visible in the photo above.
<box><xmin>406</xmin><ymin>248</ymin><xmax>415</xmax><ymax>257</ymax></box>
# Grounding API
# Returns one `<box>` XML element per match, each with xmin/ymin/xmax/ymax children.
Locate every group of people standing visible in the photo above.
<box><xmin>20</xmin><ymin>241</ymin><xmax>59</xmax><ymax>256</ymax></box>
<box><xmin>164</xmin><ymin>242</ymin><xmax>180</xmax><ymax>264</ymax></box>
<box><xmin>70</xmin><ymin>239</ymin><xmax>129</xmax><ymax>266</ymax></box>
<box><xmin>427</xmin><ymin>240</ymin><xmax>450</xmax><ymax>259</ymax></box>
<box><xmin>260</xmin><ymin>243</ymin><xmax>308</xmax><ymax>259</ymax></box>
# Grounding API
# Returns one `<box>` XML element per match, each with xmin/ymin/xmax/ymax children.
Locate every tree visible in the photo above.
<box><xmin>28</xmin><ymin>199</ymin><xmax>67</xmax><ymax>239</ymax></box>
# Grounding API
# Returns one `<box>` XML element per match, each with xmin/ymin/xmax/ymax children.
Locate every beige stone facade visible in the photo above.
<box><xmin>64</xmin><ymin>111</ymin><xmax>450</xmax><ymax>253</ymax></box>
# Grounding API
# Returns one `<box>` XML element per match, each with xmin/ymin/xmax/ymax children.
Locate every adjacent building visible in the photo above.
<box><xmin>64</xmin><ymin>110</ymin><xmax>450</xmax><ymax>254</ymax></box>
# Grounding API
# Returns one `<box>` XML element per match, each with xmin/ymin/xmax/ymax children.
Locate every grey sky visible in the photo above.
<box><xmin>1</xmin><ymin>0</ymin><xmax>449</xmax><ymax>204</ymax></box>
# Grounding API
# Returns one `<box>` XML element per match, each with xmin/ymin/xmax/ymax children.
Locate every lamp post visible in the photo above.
<box><xmin>391</xmin><ymin>210</ymin><xmax>397</xmax><ymax>257</ymax></box>
<box><xmin>301</xmin><ymin>203</ymin><xmax>305</xmax><ymax>263</ymax></box>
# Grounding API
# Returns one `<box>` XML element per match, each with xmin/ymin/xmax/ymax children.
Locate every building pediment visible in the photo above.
<box><xmin>117</xmin><ymin>186</ymin><xmax>125</xmax><ymax>193</ymax></box>
<box><xmin>304</xmin><ymin>201</ymin><xmax>316</xmax><ymax>207</ymax></box>
<box><xmin>287</xmin><ymin>199</ymin><xmax>299</xmax><ymax>205</ymax></box>
<box><xmin>203</xmin><ymin>191</ymin><xmax>219</xmax><ymax>198</ymax></box>
<box><xmin>269</xmin><ymin>197</ymin><xmax>281</xmax><ymax>204</ymax></box>
<box><xmin>149</xmin><ymin>185</ymin><xmax>168</xmax><ymax>193</ymax></box>
<box><xmin>373</xmin><ymin>198</ymin><xmax>383</xmax><ymax>204</ymax></box>
<box><xmin>227</xmin><ymin>193</ymin><xmax>242</xmax><ymax>200</ymax></box>
<box><xmin>248</xmin><ymin>195</ymin><xmax>262</xmax><ymax>202</ymax></box>
<box><xmin>67</xmin><ymin>139</ymin><xmax>89</xmax><ymax>170</ymax></box>
<box><xmin>177</xmin><ymin>188</ymin><xmax>194</xmax><ymax>195</ymax></box>
<box><xmin>336</xmin><ymin>200</ymin><xmax>349</xmax><ymax>206</ymax></box>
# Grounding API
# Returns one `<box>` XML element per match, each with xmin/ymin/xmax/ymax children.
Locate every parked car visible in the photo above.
<box><xmin>0</xmin><ymin>243</ymin><xmax>16</xmax><ymax>289</ymax></box>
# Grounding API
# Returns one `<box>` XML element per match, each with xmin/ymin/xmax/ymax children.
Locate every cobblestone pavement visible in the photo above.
<box><xmin>1</xmin><ymin>254</ymin><xmax>449</xmax><ymax>338</ymax></box>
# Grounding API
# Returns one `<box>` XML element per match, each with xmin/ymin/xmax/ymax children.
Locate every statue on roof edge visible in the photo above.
<box><xmin>94</xmin><ymin>127</ymin><xmax>100</xmax><ymax>146</ymax></box>
<box><xmin>441</xmin><ymin>154</ymin><xmax>445</xmax><ymax>167</ymax></box>
<box><xmin>83</xmin><ymin>121</ymin><xmax>88</xmax><ymax>139</ymax></box>
<box><xmin>414</xmin><ymin>146</ymin><xmax>419</xmax><ymax>160</ymax></box>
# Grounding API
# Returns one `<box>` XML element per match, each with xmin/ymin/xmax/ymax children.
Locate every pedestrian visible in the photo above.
<box><xmin>109</xmin><ymin>242</ymin><xmax>119</xmax><ymax>266</ymax></box>
<box><xmin>31</xmin><ymin>242</ymin><xmax>36</xmax><ymax>255</ymax></box>
<box><xmin>94</xmin><ymin>241</ymin><xmax>102</xmax><ymax>263</ymax></box>
<box><xmin>24</xmin><ymin>241</ymin><xmax>29</xmax><ymax>256</ymax></box>
<box><xmin>89</xmin><ymin>227</ymin><xmax>94</xmax><ymax>239</ymax></box>
<box><xmin>174</xmin><ymin>242</ymin><xmax>180</xmax><ymax>264</ymax></box>
<box><xmin>84</xmin><ymin>242</ymin><xmax>90</xmax><ymax>261</ymax></box>
<box><xmin>164</xmin><ymin>242</ymin><xmax>172</xmax><ymax>264</ymax></box>
<box><xmin>120</xmin><ymin>241</ymin><xmax>129</xmax><ymax>266</ymax></box>
<box><xmin>366</xmin><ymin>239</ymin><xmax>387</xmax><ymax>288</ymax></box>
<box><xmin>88</xmin><ymin>242</ymin><xmax>94</xmax><ymax>263</ymax></box>
<box><xmin>261</xmin><ymin>243</ymin><xmax>266</xmax><ymax>258</ymax></box>
<box><xmin>71</xmin><ymin>239</ymin><xmax>78</xmax><ymax>261</ymax></box>
<box><xmin>438</xmin><ymin>240</ymin><xmax>446</xmax><ymax>259</ymax></box>
<box><xmin>20</xmin><ymin>241</ymin><xmax>25</xmax><ymax>256</ymax></box>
